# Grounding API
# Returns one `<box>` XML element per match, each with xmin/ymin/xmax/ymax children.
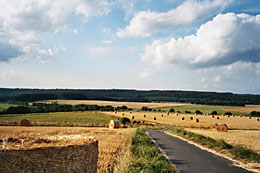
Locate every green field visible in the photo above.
<box><xmin>156</xmin><ymin>105</ymin><xmax>250</xmax><ymax>115</ymax></box>
<box><xmin>0</xmin><ymin>111</ymin><xmax>117</xmax><ymax>127</ymax></box>
<box><xmin>0</xmin><ymin>103</ymin><xmax>17</xmax><ymax>111</ymax></box>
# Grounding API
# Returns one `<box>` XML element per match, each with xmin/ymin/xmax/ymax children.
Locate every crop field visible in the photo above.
<box><xmin>104</xmin><ymin>111</ymin><xmax>260</xmax><ymax>130</ymax></box>
<box><xmin>0</xmin><ymin>111</ymin><xmax>117</xmax><ymax>127</ymax></box>
<box><xmin>184</xmin><ymin>128</ymin><xmax>260</xmax><ymax>155</ymax></box>
<box><xmin>35</xmin><ymin>99</ymin><xmax>190</xmax><ymax>108</ymax></box>
<box><xmin>0</xmin><ymin>126</ymin><xmax>133</xmax><ymax>172</ymax></box>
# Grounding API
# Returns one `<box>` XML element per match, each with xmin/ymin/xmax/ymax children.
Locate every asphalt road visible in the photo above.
<box><xmin>147</xmin><ymin>130</ymin><xmax>252</xmax><ymax>173</ymax></box>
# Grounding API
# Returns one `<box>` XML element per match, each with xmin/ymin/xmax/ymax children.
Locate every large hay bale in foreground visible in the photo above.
<box><xmin>109</xmin><ymin>120</ymin><xmax>119</xmax><ymax>129</ymax></box>
<box><xmin>0</xmin><ymin>140</ymin><xmax>98</xmax><ymax>173</ymax></box>
<box><xmin>20</xmin><ymin>119</ymin><xmax>32</xmax><ymax>126</ymax></box>
<box><xmin>210</xmin><ymin>123</ymin><xmax>218</xmax><ymax>129</ymax></box>
<box><xmin>217</xmin><ymin>124</ymin><xmax>228</xmax><ymax>132</ymax></box>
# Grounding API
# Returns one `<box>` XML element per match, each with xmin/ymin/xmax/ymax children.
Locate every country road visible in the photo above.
<box><xmin>147</xmin><ymin>130</ymin><xmax>252</xmax><ymax>173</ymax></box>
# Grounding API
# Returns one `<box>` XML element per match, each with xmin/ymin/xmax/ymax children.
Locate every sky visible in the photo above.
<box><xmin>0</xmin><ymin>0</ymin><xmax>260</xmax><ymax>94</ymax></box>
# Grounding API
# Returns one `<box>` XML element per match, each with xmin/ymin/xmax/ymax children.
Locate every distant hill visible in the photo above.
<box><xmin>0</xmin><ymin>88</ymin><xmax>259</xmax><ymax>106</ymax></box>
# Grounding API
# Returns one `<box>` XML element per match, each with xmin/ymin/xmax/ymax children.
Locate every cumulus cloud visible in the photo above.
<box><xmin>141</xmin><ymin>13</ymin><xmax>260</xmax><ymax>69</ymax></box>
<box><xmin>117</xmin><ymin>0</ymin><xmax>232</xmax><ymax>37</ymax></box>
<box><xmin>0</xmin><ymin>0</ymin><xmax>111</xmax><ymax>61</ymax></box>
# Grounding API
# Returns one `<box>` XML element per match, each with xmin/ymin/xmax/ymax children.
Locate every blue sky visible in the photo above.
<box><xmin>0</xmin><ymin>0</ymin><xmax>260</xmax><ymax>94</ymax></box>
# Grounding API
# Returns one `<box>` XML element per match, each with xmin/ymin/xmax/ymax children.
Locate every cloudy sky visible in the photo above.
<box><xmin>0</xmin><ymin>0</ymin><xmax>260</xmax><ymax>94</ymax></box>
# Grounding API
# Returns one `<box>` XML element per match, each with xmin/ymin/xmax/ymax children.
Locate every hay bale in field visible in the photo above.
<box><xmin>182</xmin><ymin>117</ymin><xmax>185</xmax><ymax>120</ymax></box>
<box><xmin>217</xmin><ymin>117</ymin><xmax>219</xmax><ymax>120</ymax></box>
<box><xmin>144</xmin><ymin>114</ymin><xmax>146</xmax><ymax>118</ymax></box>
<box><xmin>153</xmin><ymin>116</ymin><xmax>156</xmax><ymax>120</ymax></box>
<box><xmin>115</xmin><ymin>111</ymin><xmax>117</xmax><ymax>114</ymax></box>
<box><xmin>161</xmin><ymin>114</ymin><xmax>163</xmax><ymax>117</ymax></box>
<box><xmin>257</xmin><ymin>118</ymin><xmax>259</xmax><ymax>121</ymax></box>
<box><xmin>210</xmin><ymin>123</ymin><xmax>218</xmax><ymax>129</ymax></box>
<box><xmin>167</xmin><ymin>112</ymin><xmax>169</xmax><ymax>116</ymax></box>
<box><xmin>217</xmin><ymin>124</ymin><xmax>228</xmax><ymax>132</ymax></box>
<box><xmin>196</xmin><ymin>118</ymin><xmax>199</xmax><ymax>123</ymax></box>
<box><xmin>249</xmin><ymin>116</ymin><xmax>252</xmax><ymax>119</ymax></box>
<box><xmin>131</xmin><ymin>116</ymin><xmax>134</xmax><ymax>120</ymax></box>
<box><xmin>176</xmin><ymin>113</ymin><xmax>178</xmax><ymax>116</ymax></box>
<box><xmin>212</xmin><ymin>115</ymin><xmax>214</xmax><ymax>118</ymax></box>
<box><xmin>142</xmin><ymin>120</ymin><xmax>145</xmax><ymax>124</ymax></box>
<box><xmin>109</xmin><ymin>120</ymin><xmax>119</xmax><ymax>129</ymax></box>
<box><xmin>130</xmin><ymin>112</ymin><xmax>132</xmax><ymax>114</ymax></box>
<box><xmin>190</xmin><ymin>117</ymin><xmax>193</xmax><ymax>120</ymax></box>
<box><xmin>228</xmin><ymin>115</ymin><xmax>230</xmax><ymax>118</ymax></box>
<box><xmin>20</xmin><ymin>119</ymin><xmax>32</xmax><ymax>126</ymax></box>
<box><xmin>240</xmin><ymin>115</ymin><xmax>242</xmax><ymax>117</ymax></box>
<box><xmin>122</xmin><ymin>113</ymin><xmax>124</xmax><ymax>116</ymax></box>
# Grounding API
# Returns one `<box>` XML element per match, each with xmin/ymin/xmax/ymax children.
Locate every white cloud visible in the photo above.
<box><xmin>87</xmin><ymin>46</ymin><xmax>112</xmax><ymax>55</ymax></box>
<box><xmin>117</xmin><ymin>0</ymin><xmax>232</xmax><ymax>37</ymax></box>
<box><xmin>141</xmin><ymin>13</ymin><xmax>260</xmax><ymax>69</ymax></box>
<box><xmin>212</xmin><ymin>75</ymin><xmax>221</xmax><ymax>82</ymax></box>
<box><xmin>73</xmin><ymin>29</ymin><xmax>78</xmax><ymax>34</ymax></box>
<box><xmin>0</xmin><ymin>70</ymin><xmax>17</xmax><ymax>80</ymax></box>
<box><xmin>0</xmin><ymin>0</ymin><xmax>111</xmax><ymax>62</ymax></box>
<box><xmin>102</xmin><ymin>40</ymin><xmax>112</xmax><ymax>44</ymax></box>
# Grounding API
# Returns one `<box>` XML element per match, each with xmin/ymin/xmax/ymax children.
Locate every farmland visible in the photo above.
<box><xmin>104</xmin><ymin>111</ymin><xmax>260</xmax><ymax>130</ymax></box>
<box><xmin>0</xmin><ymin>111</ymin><xmax>117</xmax><ymax>127</ymax></box>
<box><xmin>0</xmin><ymin>126</ymin><xmax>133</xmax><ymax>172</ymax></box>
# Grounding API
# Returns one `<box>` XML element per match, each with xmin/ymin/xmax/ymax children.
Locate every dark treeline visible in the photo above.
<box><xmin>0</xmin><ymin>88</ymin><xmax>260</xmax><ymax>106</ymax></box>
<box><xmin>0</xmin><ymin>103</ymin><xmax>131</xmax><ymax>115</ymax></box>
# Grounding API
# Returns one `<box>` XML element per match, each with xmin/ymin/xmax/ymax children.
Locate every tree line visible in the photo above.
<box><xmin>0</xmin><ymin>88</ymin><xmax>260</xmax><ymax>106</ymax></box>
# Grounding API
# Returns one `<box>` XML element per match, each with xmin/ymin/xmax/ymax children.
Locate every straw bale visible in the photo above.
<box><xmin>210</xmin><ymin>123</ymin><xmax>218</xmax><ymax>129</ymax></box>
<box><xmin>20</xmin><ymin>119</ymin><xmax>32</xmax><ymax>126</ymax></box>
<box><xmin>109</xmin><ymin>120</ymin><xmax>119</xmax><ymax>129</ymax></box>
<box><xmin>217</xmin><ymin>124</ymin><xmax>228</xmax><ymax>132</ymax></box>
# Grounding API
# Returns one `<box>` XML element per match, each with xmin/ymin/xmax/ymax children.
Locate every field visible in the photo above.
<box><xmin>35</xmin><ymin>99</ymin><xmax>190</xmax><ymax>108</ymax></box>
<box><xmin>0</xmin><ymin>103</ymin><xmax>17</xmax><ymax>111</ymax></box>
<box><xmin>0</xmin><ymin>126</ymin><xmax>133</xmax><ymax>172</ymax></box>
<box><xmin>0</xmin><ymin>111</ymin><xmax>117</xmax><ymax>127</ymax></box>
<box><xmin>184</xmin><ymin>128</ymin><xmax>260</xmax><ymax>155</ymax></box>
<box><xmin>104</xmin><ymin>111</ymin><xmax>260</xmax><ymax>130</ymax></box>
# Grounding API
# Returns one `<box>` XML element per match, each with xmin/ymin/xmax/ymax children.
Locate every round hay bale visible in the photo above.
<box><xmin>131</xmin><ymin>116</ymin><xmax>135</xmax><ymax>120</ymax></box>
<box><xmin>20</xmin><ymin>119</ymin><xmax>32</xmax><ymax>126</ymax></box>
<box><xmin>217</xmin><ymin>117</ymin><xmax>219</xmax><ymax>120</ymax></box>
<box><xmin>115</xmin><ymin>111</ymin><xmax>117</xmax><ymax>114</ymax></box>
<box><xmin>249</xmin><ymin>116</ymin><xmax>252</xmax><ymax>119</ymax></box>
<box><xmin>228</xmin><ymin>115</ymin><xmax>230</xmax><ymax>118</ymax></box>
<box><xmin>210</xmin><ymin>123</ymin><xmax>218</xmax><ymax>129</ymax></box>
<box><xmin>122</xmin><ymin>113</ymin><xmax>124</xmax><ymax>116</ymax></box>
<box><xmin>153</xmin><ymin>116</ymin><xmax>156</xmax><ymax>120</ymax></box>
<box><xmin>167</xmin><ymin>112</ymin><xmax>169</xmax><ymax>116</ymax></box>
<box><xmin>144</xmin><ymin>114</ymin><xmax>146</xmax><ymax>118</ymax></box>
<box><xmin>217</xmin><ymin>124</ymin><xmax>228</xmax><ymax>132</ymax></box>
<box><xmin>257</xmin><ymin>118</ymin><xmax>259</xmax><ymax>121</ymax></box>
<box><xmin>161</xmin><ymin>114</ymin><xmax>163</xmax><ymax>117</ymax></box>
<box><xmin>130</xmin><ymin>112</ymin><xmax>132</xmax><ymax>114</ymax></box>
<box><xmin>182</xmin><ymin>117</ymin><xmax>185</xmax><ymax>120</ymax></box>
<box><xmin>176</xmin><ymin>113</ymin><xmax>178</xmax><ymax>116</ymax></box>
<box><xmin>109</xmin><ymin>120</ymin><xmax>119</xmax><ymax>129</ymax></box>
<box><xmin>240</xmin><ymin>115</ymin><xmax>242</xmax><ymax>117</ymax></box>
<box><xmin>190</xmin><ymin>117</ymin><xmax>193</xmax><ymax>120</ymax></box>
<box><xmin>212</xmin><ymin>115</ymin><xmax>214</xmax><ymax>118</ymax></box>
<box><xmin>196</xmin><ymin>118</ymin><xmax>199</xmax><ymax>123</ymax></box>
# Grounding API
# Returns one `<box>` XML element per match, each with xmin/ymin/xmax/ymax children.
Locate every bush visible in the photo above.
<box><xmin>195</xmin><ymin>110</ymin><xmax>203</xmax><ymax>114</ymax></box>
<box><xmin>119</xmin><ymin>117</ymin><xmax>131</xmax><ymax>125</ymax></box>
<box><xmin>250</xmin><ymin>111</ymin><xmax>260</xmax><ymax>117</ymax></box>
<box><xmin>169</xmin><ymin>108</ymin><xmax>175</xmax><ymax>112</ymax></box>
<box><xmin>211</xmin><ymin>111</ymin><xmax>217</xmax><ymax>115</ymax></box>
<box><xmin>185</xmin><ymin>110</ymin><xmax>191</xmax><ymax>114</ymax></box>
<box><xmin>224</xmin><ymin>112</ymin><xmax>232</xmax><ymax>115</ymax></box>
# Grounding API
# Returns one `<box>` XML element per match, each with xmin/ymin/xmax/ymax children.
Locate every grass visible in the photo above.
<box><xmin>0</xmin><ymin>111</ymin><xmax>118</xmax><ymax>127</ymax></box>
<box><xmin>0</xmin><ymin>103</ymin><xmax>17</xmax><ymax>111</ymax></box>
<box><xmin>127</xmin><ymin>128</ymin><xmax>175</xmax><ymax>173</ymax></box>
<box><xmin>167</xmin><ymin>128</ymin><xmax>260</xmax><ymax>163</ymax></box>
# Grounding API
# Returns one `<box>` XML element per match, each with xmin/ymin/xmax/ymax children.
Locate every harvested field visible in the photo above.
<box><xmin>104</xmin><ymin>111</ymin><xmax>260</xmax><ymax>130</ymax></box>
<box><xmin>184</xmin><ymin>128</ymin><xmax>260</xmax><ymax>155</ymax></box>
<box><xmin>0</xmin><ymin>126</ymin><xmax>133</xmax><ymax>173</ymax></box>
<box><xmin>224</xmin><ymin>105</ymin><xmax>260</xmax><ymax>114</ymax></box>
<box><xmin>35</xmin><ymin>100</ymin><xmax>190</xmax><ymax>108</ymax></box>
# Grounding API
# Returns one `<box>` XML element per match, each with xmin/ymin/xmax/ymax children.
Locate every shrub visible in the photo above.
<box><xmin>119</xmin><ymin>117</ymin><xmax>131</xmax><ymax>125</ymax></box>
<box><xmin>211</xmin><ymin>111</ymin><xmax>217</xmax><ymax>115</ymax></box>
<box><xmin>185</xmin><ymin>110</ymin><xmax>191</xmax><ymax>114</ymax></box>
<box><xmin>169</xmin><ymin>108</ymin><xmax>175</xmax><ymax>112</ymax></box>
<box><xmin>195</xmin><ymin>110</ymin><xmax>203</xmax><ymax>114</ymax></box>
<box><xmin>224</xmin><ymin>112</ymin><xmax>232</xmax><ymax>115</ymax></box>
<box><xmin>250</xmin><ymin>111</ymin><xmax>260</xmax><ymax>117</ymax></box>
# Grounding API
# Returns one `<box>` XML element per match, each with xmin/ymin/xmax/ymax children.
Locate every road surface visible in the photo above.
<box><xmin>147</xmin><ymin>130</ymin><xmax>251</xmax><ymax>173</ymax></box>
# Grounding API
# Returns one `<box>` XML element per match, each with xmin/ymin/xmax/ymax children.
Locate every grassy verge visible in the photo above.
<box><xmin>127</xmin><ymin>128</ymin><xmax>175</xmax><ymax>173</ymax></box>
<box><xmin>167</xmin><ymin>128</ymin><xmax>260</xmax><ymax>163</ymax></box>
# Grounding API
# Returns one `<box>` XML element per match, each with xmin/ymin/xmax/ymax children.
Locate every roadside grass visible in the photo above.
<box><xmin>167</xmin><ymin>128</ymin><xmax>260</xmax><ymax>163</ymax></box>
<box><xmin>127</xmin><ymin>128</ymin><xmax>175</xmax><ymax>173</ymax></box>
<box><xmin>0</xmin><ymin>111</ymin><xmax>117</xmax><ymax>127</ymax></box>
<box><xmin>156</xmin><ymin>105</ymin><xmax>249</xmax><ymax>116</ymax></box>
